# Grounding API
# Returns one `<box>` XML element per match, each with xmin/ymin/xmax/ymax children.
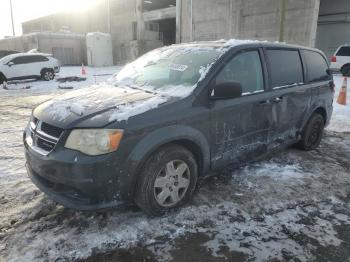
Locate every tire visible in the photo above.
<box><xmin>341</xmin><ymin>65</ymin><xmax>350</xmax><ymax>77</ymax></box>
<box><xmin>135</xmin><ymin>145</ymin><xmax>198</xmax><ymax>216</ymax></box>
<box><xmin>41</xmin><ymin>69</ymin><xmax>55</xmax><ymax>81</ymax></box>
<box><xmin>298</xmin><ymin>113</ymin><xmax>325</xmax><ymax>151</ymax></box>
<box><xmin>0</xmin><ymin>74</ymin><xmax>5</xmax><ymax>85</ymax></box>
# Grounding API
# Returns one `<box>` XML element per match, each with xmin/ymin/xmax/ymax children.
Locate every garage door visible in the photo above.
<box><xmin>52</xmin><ymin>47</ymin><xmax>75</xmax><ymax>65</ymax></box>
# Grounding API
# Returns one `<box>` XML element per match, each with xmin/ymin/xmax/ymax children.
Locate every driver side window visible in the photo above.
<box><xmin>216</xmin><ymin>50</ymin><xmax>264</xmax><ymax>95</ymax></box>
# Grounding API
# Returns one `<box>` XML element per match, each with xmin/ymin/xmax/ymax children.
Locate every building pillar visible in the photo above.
<box><xmin>136</xmin><ymin>0</ymin><xmax>145</xmax><ymax>41</ymax></box>
<box><xmin>176</xmin><ymin>0</ymin><xmax>182</xmax><ymax>43</ymax></box>
<box><xmin>309</xmin><ymin>0</ymin><xmax>321</xmax><ymax>47</ymax></box>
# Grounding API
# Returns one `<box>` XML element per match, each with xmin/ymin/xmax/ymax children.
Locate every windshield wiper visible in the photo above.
<box><xmin>116</xmin><ymin>83</ymin><xmax>158</xmax><ymax>95</ymax></box>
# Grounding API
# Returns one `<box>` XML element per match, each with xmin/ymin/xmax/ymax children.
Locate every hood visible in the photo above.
<box><xmin>33</xmin><ymin>84</ymin><xmax>170</xmax><ymax>129</ymax></box>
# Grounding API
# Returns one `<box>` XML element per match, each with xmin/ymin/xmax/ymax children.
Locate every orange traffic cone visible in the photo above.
<box><xmin>81</xmin><ymin>64</ymin><xmax>86</xmax><ymax>75</ymax></box>
<box><xmin>337</xmin><ymin>77</ymin><xmax>347</xmax><ymax>105</ymax></box>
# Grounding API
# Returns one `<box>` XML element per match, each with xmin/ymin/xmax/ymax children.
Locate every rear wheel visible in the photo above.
<box><xmin>298</xmin><ymin>113</ymin><xmax>325</xmax><ymax>151</ymax></box>
<box><xmin>135</xmin><ymin>145</ymin><xmax>198</xmax><ymax>216</ymax></box>
<box><xmin>41</xmin><ymin>69</ymin><xmax>55</xmax><ymax>81</ymax></box>
<box><xmin>341</xmin><ymin>65</ymin><xmax>350</xmax><ymax>77</ymax></box>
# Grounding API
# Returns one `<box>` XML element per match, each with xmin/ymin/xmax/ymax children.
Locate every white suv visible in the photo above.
<box><xmin>0</xmin><ymin>53</ymin><xmax>60</xmax><ymax>84</ymax></box>
<box><xmin>330</xmin><ymin>44</ymin><xmax>350</xmax><ymax>76</ymax></box>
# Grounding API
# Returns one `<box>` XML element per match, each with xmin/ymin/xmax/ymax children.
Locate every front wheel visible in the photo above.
<box><xmin>298</xmin><ymin>113</ymin><xmax>325</xmax><ymax>151</ymax></box>
<box><xmin>41</xmin><ymin>69</ymin><xmax>55</xmax><ymax>81</ymax></box>
<box><xmin>135</xmin><ymin>145</ymin><xmax>198</xmax><ymax>216</ymax></box>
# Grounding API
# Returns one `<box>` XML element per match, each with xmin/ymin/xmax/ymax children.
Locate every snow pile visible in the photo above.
<box><xmin>224</xmin><ymin>38</ymin><xmax>261</xmax><ymax>47</ymax></box>
<box><xmin>327</xmin><ymin>75</ymin><xmax>350</xmax><ymax>132</ymax></box>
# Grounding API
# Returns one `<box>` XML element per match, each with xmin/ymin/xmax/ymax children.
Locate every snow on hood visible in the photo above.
<box><xmin>36</xmin><ymin>83</ymin><xmax>193</xmax><ymax>124</ymax></box>
<box><xmin>37</xmin><ymin>84</ymin><xmax>155</xmax><ymax>122</ymax></box>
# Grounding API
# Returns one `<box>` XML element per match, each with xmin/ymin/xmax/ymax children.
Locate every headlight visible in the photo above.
<box><xmin>65</xmin><ymin>129</ymin><xmax>124</xmax><ymax>156</ymax></box>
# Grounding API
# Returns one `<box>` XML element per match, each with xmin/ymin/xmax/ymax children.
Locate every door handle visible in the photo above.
<box><xmin>271</xmin><ymin>97</ymin><xmax>283</xmax><ymax>103</ymax></box>
<box><xmin>257</xmin><ymin>100</ymin><xmax>271</xmax><ymax>106</ymax></box>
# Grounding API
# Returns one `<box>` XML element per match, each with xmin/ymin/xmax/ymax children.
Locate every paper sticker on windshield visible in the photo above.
<box><xmin>169</xmin><ymin>63</ymin><xmax>188</xmax><ymax>72</ymax></box>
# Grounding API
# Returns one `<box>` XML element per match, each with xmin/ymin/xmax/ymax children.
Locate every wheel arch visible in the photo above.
<box><xmin>314</xmin><ymin>107</ymin><xmax>327</xmax><ymax>124</ymax></box>
<box><xmin>40</xmin><ymin>67</ymin><xmax>54</xmax><ymax>75</ymax></box>
<box><xmin>340</xmin><ymin>63</ymin><xmax>350</xmax><ymax>73</ymax></box>
<box><xmin>125</xmin><ymin>125</ymin><xmax>211</xmax><ymax>197</ymax></box>
<box><xmin>301</xmin><ymin>106</ymin><xmax>328</xmax><ymax>134</ymax></box>
<box><xmin>0</xmin><ymin>71</ymin><xmax>6</xmax><ymax>79</ymax></box>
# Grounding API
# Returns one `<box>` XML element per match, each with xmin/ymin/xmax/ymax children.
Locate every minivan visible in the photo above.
<box><xmin>24</xmin><ymin>40</ymin><xmax>334</xmax><ymax>216</ymax></box>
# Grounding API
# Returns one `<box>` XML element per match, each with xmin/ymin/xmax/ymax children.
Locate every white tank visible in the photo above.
<box><xmin>86</xmin><ymin>32</ymin><xmax>113</xmax><ymax>67</ymax></box>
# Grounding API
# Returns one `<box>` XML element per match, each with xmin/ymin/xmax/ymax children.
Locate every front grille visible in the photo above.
<box><xmin>41</xmin><ymin>122</ymin><xmax>64</xmax><ymax>138</ymax></box>
<box><xmin>28</xmin><ymin>118</ymin><xmax>63</xmax><ymax>155</ymax></box>
<box><xmin>37</xmin><ymin>137</ymin><xmax>56</xmax><ymax>151</ymax></box>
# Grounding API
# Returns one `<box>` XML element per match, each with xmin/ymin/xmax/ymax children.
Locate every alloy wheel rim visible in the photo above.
<box><xmin>154</xmin><ymin>160</ymin><xmax>190</xmax><ymax>207</ymax></box>
<box><xmin>44</xmin><ymin>71</ymin><xmax>53</xmax><ymax>80</ymax></box>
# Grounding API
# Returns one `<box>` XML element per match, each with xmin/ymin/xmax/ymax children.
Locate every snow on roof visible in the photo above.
<box><xmin>86</xmin><ymin>32</ymin><xmax>112</xmax><ymax>38</ymax></box>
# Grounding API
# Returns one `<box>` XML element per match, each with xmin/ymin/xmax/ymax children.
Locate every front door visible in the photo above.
<box><xmin>4</xmin><ymin>56</ymin><xmax>32</xmax><ymax>79</ymax></box>
<box><xmin>210</xmin><ymin>49</ymin><xmax>272</xmax><ymax>169</ymax></box>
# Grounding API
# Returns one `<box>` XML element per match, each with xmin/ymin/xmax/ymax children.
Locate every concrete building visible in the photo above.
<box><xmin>22</xmin><ymin>2</ymin><xmax>109</xmax><ymax>35</ymax></box>
<box><xmin>0</xmin><ymin>0</ymin><xmax>349</xmax><ymax>65</ymax></box>
<box><xmin>112</xmin><ymin>0</ymin><xmax>349</xmax><ymax>62</ymax></box>
<box><xmin>109</xmin><ymin>0</ymin><xmax>176</xmax><ymax>63</ymax></box>
<box><xmin>0</xmin><ymin>33</ymin><xmax>85</xmax><ymax>65</ymax></box>
<box><xmin>315</xmin><ymin>0</ymin><xmax>350</xmax><ymax>58</ymax></box>
<box><xmin>178</xmin><ymin>0</ymin><xmax>320</xmax><ymax>47</ymax></box>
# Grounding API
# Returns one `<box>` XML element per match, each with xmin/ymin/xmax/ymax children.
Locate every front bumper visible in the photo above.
<box><xmin>26</xmin><ymin>162</ymin><xmax>127</xmax><ymax>210</ymax></box>
<box><xmin>24</xmin><ymin>139</ymin><xmax>130</xmax><ymax>211</ymax></box>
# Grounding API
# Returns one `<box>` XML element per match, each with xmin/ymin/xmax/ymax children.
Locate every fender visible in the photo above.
<box><xmin>0</xmin><ymin>72</ymin><xmax>6</xmax><ymax>83</ymax></box>
<box><xmin>40</xmin><ymin>68</ymin><xmax>53</xmax><ymax>75</ymax></box>
<box><xmin>124</xmin><ymin>125</ymin><xmax>211</xmax><ymax>196</ymax></box>
<box><xmin>341</xmin><ymin>63</ymin><xmax>350</xmax><ymax>72</ymax></box>
<box><xmin>300</xmin><ymin>104</ymin><xmax>328</xmax><ymax>134</ymax></box>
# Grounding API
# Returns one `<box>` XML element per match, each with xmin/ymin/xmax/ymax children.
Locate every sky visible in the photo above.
<box><xmin>0</xmin><ymin>0</ymin><xmax>99</xmax><ymax>39</ymax></box>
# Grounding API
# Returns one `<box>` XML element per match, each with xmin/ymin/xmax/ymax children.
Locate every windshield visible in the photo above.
<box><xmin>115</xmin><ymin>46</ymin><xmax>222</xmax><ymax>95</ymax></box>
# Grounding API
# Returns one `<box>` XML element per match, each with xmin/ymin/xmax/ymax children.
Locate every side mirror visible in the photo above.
<box><xmin>7</xmin><ymin>62</ymin><xmax>14</xmax><ymax>67</ymax></box>
<box><xmin>212</xmin><ymin>81</ymin><xmax>242</xmax><ymax>100</ymax></box>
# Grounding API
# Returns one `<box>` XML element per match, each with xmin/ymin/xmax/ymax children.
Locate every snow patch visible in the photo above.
<box><xmin>327</xmin><ymin>75</ymin><xmax>350</xmax><ymax>132</ymax></box>
<box><xmin>108</xmin><ymin>95</ymin><xmax>168</xmax><ymax>122</ymax></box>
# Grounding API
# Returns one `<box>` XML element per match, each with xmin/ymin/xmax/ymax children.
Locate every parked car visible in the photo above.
<box><xmin>24</xmin><ymin>41</ymin><xmax>334</xmax><ymax>216</ymax></box>
<box><xmin>330</xmin><ymin>44</ymin><xmax>350</xmax><ymax>76</ymax></box>
<box><xmin>0</xmin><ymin>53</ymin><xmax>60</xmax><ymax>84</ymax></box>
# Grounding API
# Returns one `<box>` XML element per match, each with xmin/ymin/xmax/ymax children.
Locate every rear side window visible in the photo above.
<box><xmin>10</xmin><ymin>55</ymin><xmax>48</xmax><ymax>64</ymax></box>
<box><xmin>26</xmin><ymin>55</ymin><xmax>49</xmax><ymax>63</ymax></box>
<box><xmin>32</xmin><ymin>55</ymin><xmax>49</xmax><ymax>62</ymax></box>
<box><xmin>267</xmin><ymin>49</ymin><xmax>303</xmax><ymax>88</ymax></box>
<box><xmin>336</xmin><ymin>46</ymin><xmax>350</xmax><ymax>56</ymax></box>
<box><xmin>303</xmin><ymin>50</ymin><xmax>330</xmax><ymax>83</ymax></box>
